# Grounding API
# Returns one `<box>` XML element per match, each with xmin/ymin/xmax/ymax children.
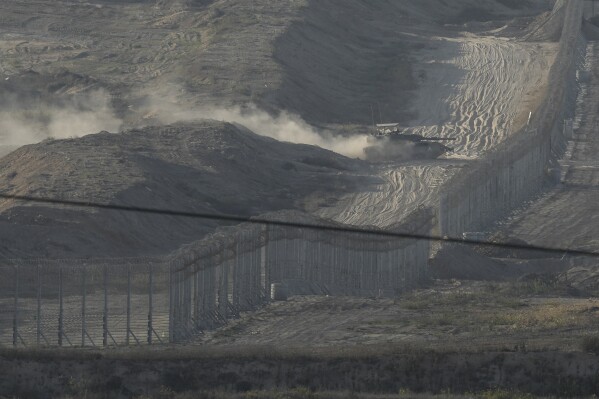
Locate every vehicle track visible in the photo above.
<box><xmin>407</xmin><ymin>36</ymin><xmax>556</xmax><ymax>159</ymax></box>
<box><xmin>315</xmin><ymin>160</ymin><xmax>466</xmax><ymax>228</ymax></box>
<box><xmin>318</xmin><ymin>33</ymin><xmax>557</xmax><ymax>228</ymax></box>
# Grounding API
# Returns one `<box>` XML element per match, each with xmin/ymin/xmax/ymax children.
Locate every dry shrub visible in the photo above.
<box><xmin>487</xmin><ymin>302</ymin><xmax>592</xmax><ymax>330</ymax></box>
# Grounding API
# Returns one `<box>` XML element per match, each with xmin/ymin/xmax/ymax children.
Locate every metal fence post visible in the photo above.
<box><xmin>148</xmin><ymin>263</ymin><xmax>153</xmax><ymax>345</ymax></box>
<box><xmin>184</xmin><ymin>267</ymin><xmax>191</xmax><ymax>337</ymax></box>
<box><xmin>174</xmin><ymin>266</ymin><xmax>180</xmax><ymax>340</ymax></box>
<box><xmin>13</xmin><ymin>264</ymin><xmax>19</xmax><ymax>347</ymax></box>
<box><xmin>233</xmin><ymin>242</ymin><xmax>240</xmax><ymax>310</ymax></box>
<box><xmin>261</xmin><ymin>225</ymin><xmax>268</xmax><ymax>299</ymax></box>
<box><xmin>194</xmin><ymin>263</ymin><xmax>200</xmax><ymax>329</ymax></box>
<box><xmin>168</xmin><ymin>262</ymin><xmax>174</xmax><ymax>343</ymax></box>
<box><xmin>103</xmin><ymin>265</ymin><xmax>108</xmax><ymax>347</ymax></box>
<box><xmin>82</xmin><ymin>266</ymin><xmax>86</xmax><ymax>347</ymax></box>
<box><xmin>126</xmin><ymin>264</ymin><xmax>131</xmax><ymax>346</ymax></box>
<box><xmin>58</xmin><ymin>267</ymin><xmax>64</xmax><ymax>347</ymax></box>
<box><xmin>37</xmin><ymin>264</ymin><xmax>42</xmax><ymax>346</ymax></box>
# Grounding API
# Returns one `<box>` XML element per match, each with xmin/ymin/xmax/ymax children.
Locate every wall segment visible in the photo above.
<box><xmin>438</xmin><ymin>0</ymin><xmax>585</xmax><ymax>237</ymax></box>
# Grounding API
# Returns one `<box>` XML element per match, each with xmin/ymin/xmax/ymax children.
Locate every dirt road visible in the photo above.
<box><xmin>315</xmin><ymin>160</ymin><xmax>466</xmax><ymax>227</ymax></box>
<box><xmin>316</xmin><ymin>31</ymin><xmax>558</xmax><ymax>228</ymax></box>
<box><xmin>498</xmin><ymin>41</ymin><xmax>599</xmax><ymax>252</ymax></box>
<box><xmin>327</xmin><ymin>0</ymin><xmax>581</xmax><ymax>230</ymax></box>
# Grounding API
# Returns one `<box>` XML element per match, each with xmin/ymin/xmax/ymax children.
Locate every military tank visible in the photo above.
<box><xmin>363</xmin><ymin>125</ymin><xmax>455</xmax><ymax>161</ymax></box>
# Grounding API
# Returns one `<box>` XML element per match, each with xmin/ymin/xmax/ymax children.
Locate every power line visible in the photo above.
<box><xmin>0</xmin><ymin>193</ymin><xmax>597</xmax><ymax>258</ymax></box>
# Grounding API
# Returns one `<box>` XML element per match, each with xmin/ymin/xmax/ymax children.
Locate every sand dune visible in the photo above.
<box><xmin>406</xmin><ymin>37</ymin><xmax>557</xmax><ymax>159</ymax></box>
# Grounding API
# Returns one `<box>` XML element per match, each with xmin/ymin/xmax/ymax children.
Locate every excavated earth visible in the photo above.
<box><xmin>498</xmin><ymin>40</ymin><xmax>599</xmax><ymax>253</ymax></box>
<box><xmin>0</xmin><ymin>0</ymin><xmax>591</xmax><ymax>350</ymax></box>
<box><xmin>0</xmin><ymin>121</ymin><xmax>365</xmax><ymax>258</ymax></box>
<box><xmin>0</xmin><ymin>0</ymin><xmax>560</xmax><ymax>258</ymax></box>
<box><xmin>5</xmin><ymin>2</ymin><xmax>599</xmax><ymax>397</ymax></box>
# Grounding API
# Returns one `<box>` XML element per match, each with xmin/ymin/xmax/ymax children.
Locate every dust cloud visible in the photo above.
<box><xmin>209</xmin><ymin>107</ymin><xmax>371</xmax><ymax>159</ymax></box>
<box><xmin>0</xmin><ymin>89</ymin><xmax>122</xmax><ymax>145</ymax></box>
<box><xmin>141</xmin><ymin>100</ymin><xmax>373</xmax><ymax>159</ymax></box>
<box><xmin>1</xmin><ymin>87</ymin><xmax>379</xmax><ymax>159</ymax></box>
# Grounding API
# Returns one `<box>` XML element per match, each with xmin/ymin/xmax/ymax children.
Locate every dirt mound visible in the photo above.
<box><xmin>0</xmin><ymin>121</ymin><xmax>362</xmax><ymax>258</ymax></box>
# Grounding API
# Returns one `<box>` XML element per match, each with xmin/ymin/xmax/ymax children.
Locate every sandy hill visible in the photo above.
<box><xmin>0</xmin><ymin>121</ymin><xmax>362</xmax><ymax>259</ymax></box>
<box><xmin>0</xmin><ymin>0</ymin><xmax>560</xmax><ymax>259</ymax></box>
<box><xmin>0</xmin><ymin>0</ymin><xmax>553</xmax><ymax>133</ymax></box>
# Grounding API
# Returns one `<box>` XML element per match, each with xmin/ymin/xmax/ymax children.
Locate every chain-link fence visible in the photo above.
<box><xmin>0</xmin><ymin>259</ymin><xmax>170</xmax><ymax>348</ymax></box>
<box><xmin>0</xmin><ymin>210</ymin><xmax>432</xmax><ymax>347</ymax></box>
<box><xmin>168</xmin><ymin>212</ymin><xmax>432</xmax><ymax>342</ymax></box>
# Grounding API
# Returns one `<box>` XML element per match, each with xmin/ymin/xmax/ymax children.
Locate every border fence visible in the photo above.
<box><xmin>438</xmin><ymin>0</ymin><xmax>585</xmax><ymax>237</ymax></box>
<box><xmin>0</xmin><ymin>259</ymin><xmax>171</xmax><ymax>348</ymax></box>
<box><xmin>0</xmin><ymin>211</ymin><xmax>432</xmax><ymax>347</ymax></box>
<box><xmin>0</xmin><ymin>0</ymin><xmax>586</xmax><ymax>352</ymax></box>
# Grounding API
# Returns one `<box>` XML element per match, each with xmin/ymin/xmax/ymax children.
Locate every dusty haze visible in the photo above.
<box><xmin>1</xmin><ymin>89</ymin><xmax>376</xmax><ymax>158</ymax></box>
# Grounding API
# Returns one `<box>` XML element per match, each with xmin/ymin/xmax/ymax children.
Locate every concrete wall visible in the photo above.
<box><xmin>168</xmin><ymin>211</ymin><xmax>432</xmax><ymax>342</ymax></box>
<box><xmin>438</xmin><ymin>0</ymin><xmax>585</xmax><ymax>238</ymax></box>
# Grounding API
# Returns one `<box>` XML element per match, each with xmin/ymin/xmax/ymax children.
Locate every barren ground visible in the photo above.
<box><xmin>3</xmin><ymin>2</ymin><xmax>599</xmax><ymax>399</ymax></box>
<box><xmin>310</xmin><ymin>4</ymin><xmax>561</xmax><ymax>227</ymax></box>
<box><xmin>0</xmin><ymin>0</ymin><xmax>562</xmax><ymax>255</ymax></box>
<box><xmin>0</xmin><ymin>121</ymin><xmax>367</xmax><ymax>258</ymax></box>
<box><xmin>196</xmin><ymin>280</ymin><xmax>599</xmax><ymax>352</ymax></box>
<box><xmin>407</xmin><ymin>37</ymin><xmax>557</xmax><ymax>159</ymax></box>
